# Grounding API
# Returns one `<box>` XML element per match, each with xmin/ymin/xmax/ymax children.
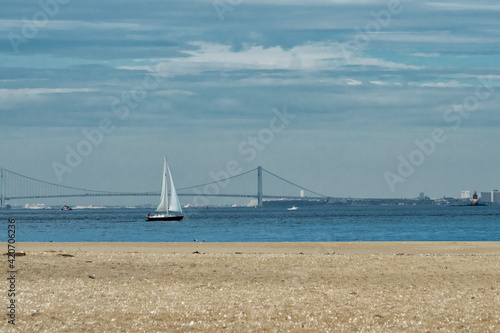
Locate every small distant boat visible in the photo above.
<box><xmin>287</xmin><ymin>206</ymin><xmax>298</xmax><ymax>211</ymax></box>
<box><xmin>146</xmin><ymin>156</ymin><xmax>184</xmax><ymax>222</ymax></box>
<box><xmin>61</xmin><ymin>204</ymin><xmax>72</xmax><ymax>211</ymax></box>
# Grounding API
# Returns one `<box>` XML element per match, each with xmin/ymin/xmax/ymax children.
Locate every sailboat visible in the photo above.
<box><xmin>146</xmin><ymin>156</ymin><xmax>184</xmax><ymax>221</ymax></box>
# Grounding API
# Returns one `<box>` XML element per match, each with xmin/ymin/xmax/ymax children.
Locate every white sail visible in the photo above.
<box><xmin>156</xmin><ymin>156</ymin><xmax>169</xmax><ymax>212</ymax></box>
<box><xmin>167</xmin><ymin>163</ymin><xmax>183</xmax><ymax>213</ymax></box>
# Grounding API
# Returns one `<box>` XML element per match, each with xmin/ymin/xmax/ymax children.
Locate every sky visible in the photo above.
<box><xmin>1</xmin><ymin>0</ymin><xmax>499</xmax><ymax>206</ymax></box>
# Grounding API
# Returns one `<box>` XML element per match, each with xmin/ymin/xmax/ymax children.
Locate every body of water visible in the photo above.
<box><xmin>1</xmin><ymin>205</ymin><xmax>499</xmax><ymax>242</ymax></box>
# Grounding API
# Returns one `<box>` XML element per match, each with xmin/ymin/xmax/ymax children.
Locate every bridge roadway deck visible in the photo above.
<box><xmin>5</xmin><ymin>193</ymin><xmax>326</xmax><ymax>201</ymax></box>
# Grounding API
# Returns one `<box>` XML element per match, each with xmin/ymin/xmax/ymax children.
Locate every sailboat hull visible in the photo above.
<box><xmin>146</xmin><ymin>214</ymin><xmax>184</xmax><ymax>222</ymax></box>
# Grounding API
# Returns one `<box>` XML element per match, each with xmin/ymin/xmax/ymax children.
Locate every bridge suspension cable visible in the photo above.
<box><xmin>261</xmin><ymin>167</ymin><xmax>328</xmax><ymax>198</ymax></box>
<box><xmin>4</xmin><ymin>169</ymin><xmax>121</xmax><ymax>194</ymax></box>
<box><xmin>177</xmin><ymin>168</ymin><xmax>258</xmax><ymax>192</ymax></box>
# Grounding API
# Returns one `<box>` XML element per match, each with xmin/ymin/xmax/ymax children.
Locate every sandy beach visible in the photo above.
<box><xmin>2</xmin><ymin>242</ymin><xmax>499</xmax><ymax>332</ymax></box>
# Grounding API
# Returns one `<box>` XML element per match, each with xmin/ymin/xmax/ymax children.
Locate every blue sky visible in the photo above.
<box><xmin>1</xmin><ymin>0</ymin><xmax>499</xmax><ymax>205</ymax></box>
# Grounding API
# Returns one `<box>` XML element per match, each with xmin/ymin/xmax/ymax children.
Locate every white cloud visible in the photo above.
<box><xmin>0</xmin><ymin>19</ymin><xmax>23</xmax><ymax>30</ymax></box>
<box><xmin>370</xmin><ymin>81</ymin><xmax>403</xmax><ymax>86</ymax></box>
<box><xmin>0</xmin><ymin>88</ymin><xmax>95</xmax><ymax>96</ymax></box>
<box><xmin>230</xmin><ymin>0</ymin><xmax>380</xmax><ymax>5</ymax></box>
<box><xmin>409</xmin><ymin>80</ymin><xmax>473</xmax><ymax>88</ymax></box>
<box><xmin>200</xmin><ymin>76</ymin><xmax>368</xmax><ymax>88</ymax></box>
<box><xmin>426</xmin><ymin>2</ymin><xmax>500</xmax><ymax>11</ymax></box>
<box><xmin>347</xmin><ymin>78</ymin><xmax>362</xmax><ymax>86</ymax></box>
<box><xmin>411</xmin><ymin>53</ymin><xmax>441</xmax><ymax>58</ymax></box>
<box><xmin>452</xmin><ymin>74</ymin><xmax>500</xmax><ymax>82</ymax></box>
<box><xmin>0</xmin><ymin>19</ymin><xmax>155</xmax><ymax>31</ymax></box>
<box><xmin>346</xmin><ymin>55</ymin><xmax>422</xmax><ymax>70</ymax></box>
<box><xmin>118</xmin><ymin>41</ymin><xmax>421</xmax><ymax>75</ymax></box>
<box><xmin>154</xmin><ymin>90</ymin><xmax>196</xmax><ymax>96</ymax></box>
<box><xmin>372</xmin><ymin>32</ymin><xmax>495</xmax><ymax>44</ymax></box>
<box><xmin>0</xmin><ymin>88</ymin><xmax>96</xmax><ymax>105</ymax></box>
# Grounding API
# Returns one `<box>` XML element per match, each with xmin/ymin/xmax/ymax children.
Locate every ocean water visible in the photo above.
<box><xmin>1</xmin><ymin>205</ymin><xmax>499</xmax><ymax>242</ymax></box>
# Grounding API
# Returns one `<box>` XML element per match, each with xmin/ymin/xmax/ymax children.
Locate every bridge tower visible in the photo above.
<box><xmin>0</xmin><ymin>167</ymin><xmax>4</xmax><ymax>209</ymax></box>
<box><xmin>257</xmin><ymin>166</ymin><xmax>263</xmax><ymax>207</ymax></box>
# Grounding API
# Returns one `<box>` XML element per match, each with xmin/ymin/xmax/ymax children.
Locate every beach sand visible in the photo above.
<box><xmin>2</xmin><ymin>242</ymin><xmax>499</xmax><ymax>332</ymax></box>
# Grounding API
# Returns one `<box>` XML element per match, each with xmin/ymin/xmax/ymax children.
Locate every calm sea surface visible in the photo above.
<box><xmin>1</xmin><ymin>205</ymin><xmax>500</xmax><ymax>242</ymax></box>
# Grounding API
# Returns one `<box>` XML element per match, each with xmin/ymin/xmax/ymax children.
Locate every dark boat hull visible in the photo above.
<box><xmin>461</xmin><ymin>203</ymin><xmax>488</xmax><ymax>206</ymax></box>
<box><xmin>145</xmin><ymin>214</ymin><xmax>184</xmax><ymax>221</ymax></box>
<box><xmin>456</xmin><ymin>202</ymin><xmax>489</xmax><ymax>206</ymax></box>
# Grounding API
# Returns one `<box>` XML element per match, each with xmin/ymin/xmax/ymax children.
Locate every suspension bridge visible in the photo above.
<box><xmin>0</xmin><ymin>166</ymin><xmax>329</xmax><ymax>209</ymax></box>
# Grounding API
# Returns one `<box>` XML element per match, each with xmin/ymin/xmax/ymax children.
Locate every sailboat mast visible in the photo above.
<box><xmin>164</xmin><ymin>156</ymin><xmax>169</xmax><ymax>214</ymax></box>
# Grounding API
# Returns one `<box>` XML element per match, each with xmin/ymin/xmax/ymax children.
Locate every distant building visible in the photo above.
<box><xmin>419</xmin><ymin>192</ymin><xmax>425</xmax><ymax>199</ymax></box>
<box><xmin>300</xmin><ymin>190</ymin><xmax>305</xmax><ymax>197</ymax></box>
<box><xmin>493</xmin><ymin>190</ymin><xmax>500</xmax><ymax>203</ymax></box>
<box><xmin>480</xmin><ymin>192</ymin><xmax>492</xmax><ymax>203</ymax></box>
<box><xmin>461</xmin><ymin>190</ymin><xmax>471</xmax><ymax>199</ymax></box>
